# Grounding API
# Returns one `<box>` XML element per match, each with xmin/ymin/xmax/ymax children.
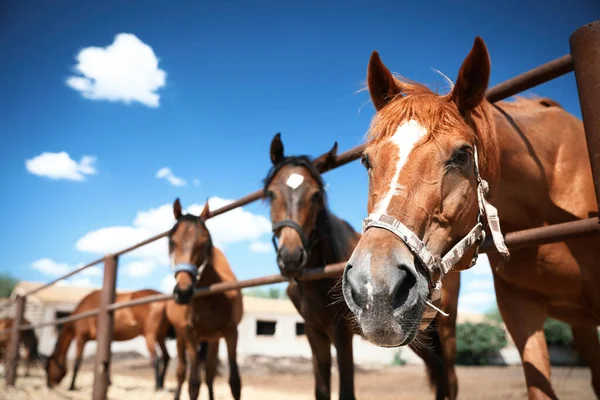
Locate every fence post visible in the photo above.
<box><xmin>92</xmin><ymin>255</ymin><xmax>118</xmax><ymax>400</ymax></box>
<box><xmin>570</xmin><ymin>20</ymin><xmax>600</xmax><ymax>210</ymax></box>
<box><xmin>5</xmin><ymin>295</ymin><xmax>26</xmax><ymax>386</ymax></box>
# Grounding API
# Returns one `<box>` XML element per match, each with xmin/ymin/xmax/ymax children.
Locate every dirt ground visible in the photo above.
<box><xmin>0</xmin><ymin>357</ymin><xmax>595</xmax><ymax>400</ymax></box>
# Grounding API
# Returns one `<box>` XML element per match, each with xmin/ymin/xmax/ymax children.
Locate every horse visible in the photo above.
<box><xmin>45</xmin><ymin>289</ymin><xmax>174</xmax><ymax>391</ymax></box>
<box><xmin>341</xmin><ymin>36</ymin><xmax>600</xmax><ymax>399</ymax></box>
<box><xmin>166</xmin><ymin>198</ymin><xmax>243</xmax><ymax>400</ymax></box>
<box><xmin>264</xmin><ymin>133</ymin><xmax>461</xmax><ymax>400</ymax></box>
<box><xmin>0</xmin><ymin>317</ymin><xmax>40</xmax><ymax>377</ymax></box>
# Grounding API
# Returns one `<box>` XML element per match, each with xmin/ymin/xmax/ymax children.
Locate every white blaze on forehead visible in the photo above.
<box><xmin>373</xmin><ymin>119</ymin><xmax>427</xmax><ymax>216</ymax></box>
<box><xmin>285</xmin><ymin>173</ymin><xmax>304</xmax><ymax>190</ymax></box>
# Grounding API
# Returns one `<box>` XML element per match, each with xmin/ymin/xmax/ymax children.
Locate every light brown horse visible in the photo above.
<box><xmin>341</xmin><ymin>37</ymin><xmax>600</xmax><ymax>399</ymax></box>
<box><xmin>166</xmin><ymin>198</ymin><xmax>243</xmax><ymax>400</ymax></box>
<box><xmin>45</xmin><ymin>289</ymin><xmax>174</xmax><ymax>391</ymax></box>
<box><xmin>264</xmin><ymin>133</ymin><xmax>461</xmax><ymax>400</ymax></box>
<box><xmin>0</xmin><ymin>317</ymin><xmax>40</xmax><ymax>377</ymax></box>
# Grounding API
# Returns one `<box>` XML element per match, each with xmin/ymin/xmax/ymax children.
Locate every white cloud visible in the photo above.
<box><xmin>66</xmin><ymin>33</ymin><xmax>166</xmax><ymax>108</ymax></box>
<box><xmin>156</xmin><ymin>167</ymin><xmax>187</xmax><ymax>187</ymax></box>
<box><xmin>31</xmin><ymin>258</ymin><xmax>101</xmax><ymax>277</ymax></box>
<box><xmin>193</xmin><ymin>179</ymin><xmax>201</xmax><ymax>187</ymax></box>
<box><xmin>76</xmin><ymin>197</ymin><xmax>272</xmax><ymax>280</ymax></box>
<box><xmin>160</xmin><ymin>274</ymin><xmax>176</xmax><ymax>294</ymax></box>
<box><xmin>26</xmin><ymin>152</ymin><xmax>97</xmax><ymax>181</ymax></box>
<box><xmin>122</xmin><ymin>260</ymin><xmax>157</xmax><ymax>278</ymax></box>
<box><xmin>249</xmin><ymin>241</ymin><xmax>272</xmax><ymax>254</ymax></box>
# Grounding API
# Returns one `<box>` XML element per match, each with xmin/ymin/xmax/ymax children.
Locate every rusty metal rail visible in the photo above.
<box><xmin>2</xmin><ymin>20</ymin><xmax>599</xmax><ymax>400</ymax></box>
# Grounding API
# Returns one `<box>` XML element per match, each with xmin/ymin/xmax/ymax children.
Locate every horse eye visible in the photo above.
<box><xmin>451</xmin><ymin>147</ymin><xmax>472</xmax><ymax>167</ymax></box>
<box><xmin>311</xmin><ymin>191</ymin><xmax>322</xmax><ymax>203</ymax></box>
<box><xmin>267</xmin><ymin>190</ymin><xmax>276</xmax><ymax>201</ymax></box>
<box><xmin>361</xmin><ymin>153</ymin><xmax>372</xmax><ymax>171</ymax></box>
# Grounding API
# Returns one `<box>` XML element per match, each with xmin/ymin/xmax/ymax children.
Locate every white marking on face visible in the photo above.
<box><xmin>170</xmin><ymin>253</ymin><xmax>175</xmax><ymax>271</ymax></box>
<box><xmin>286</xmin><ymin>173</ymin><xmax>304</xmax><ymax>190</ymax></box>
<box><xmin>365</xmin><ymin>281</ymin><xmax>374</xmax><ymax>305</ymax></box>
<box><xmin>373</xmin><ymin>119</ymin><xmax>427</xmax><ymax>217</ymax></box>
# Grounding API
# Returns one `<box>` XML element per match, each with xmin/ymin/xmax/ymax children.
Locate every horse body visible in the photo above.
<box><xmin>341</xmin><ymin>36</ymin><xmax>600</xmax><ymax>400</ymax></box>
<box><xmin>167</xmin><ymin>199</ymin><xmax>243</xmax><ymax>400</ymax></box>
<box><xmin>487</xmin><ymin>98</ymin><xmax>600</xmax><ymax>398</ymax></box>
<box><xmin>46</xmin><ymin>289</ymin><xmax>173</xmax><ymax>391</ymax></box>
<box><xmin>265</xmin><ymin>135</ymin><xmax>460</xmax><ymax>400</ymax></box>
<box><xmin>0</xmin><ymin>317</ymin><xmax>40</xmax><ymax>376</ymax></box>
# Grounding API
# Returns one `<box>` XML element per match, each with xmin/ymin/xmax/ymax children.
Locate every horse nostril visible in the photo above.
<box><xmin>391</xmin><ymin>265</ymin><xmax>416</xmax><ymax>310</ymax></box>
<box><xmin>343</xmin><ymin>263</ymin><xmax>368</xmax><ymax>310</ymax></box>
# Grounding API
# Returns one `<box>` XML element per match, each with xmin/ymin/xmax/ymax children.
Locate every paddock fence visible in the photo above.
<box><xmin>1</xmin><ymin>20</ymin><xmax>599</xmax><ymax>400</ymax></box>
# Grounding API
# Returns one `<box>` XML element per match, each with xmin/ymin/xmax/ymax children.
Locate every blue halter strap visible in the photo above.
<box><xmin>173</xmin><ymin>263</ymin><xmax>199</xmax><ymax>280</ymax></box>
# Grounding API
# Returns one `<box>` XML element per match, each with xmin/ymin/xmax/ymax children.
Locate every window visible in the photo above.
<box><xmin>55</xmin><ymin>311</ymin><xmax>70</xmax><ymax>334</ymax></box>
<box><xmin>256</xmin><ymin>320</ymin><xmax>276</xmax><ymax>336</ymax></box>
<box><xmin>295</xmin><ymin>322</ymin><xmax>305</xmax><ymax>336</ymax></box>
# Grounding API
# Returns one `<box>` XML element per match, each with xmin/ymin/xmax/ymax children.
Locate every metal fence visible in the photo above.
<box><xmin>2</xmin><ymin>20</ymin><xmax>599</xmax><ymax>400</ymax></box>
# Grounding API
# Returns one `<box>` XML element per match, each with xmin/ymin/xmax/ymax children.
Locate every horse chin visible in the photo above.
<box><xmin>355</xmin><ymin>303</ymin><xmax>423</xmax><ymax>347</ymax></box>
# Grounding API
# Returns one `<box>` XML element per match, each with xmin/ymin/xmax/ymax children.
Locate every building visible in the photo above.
<box><xmin>2</xmin><ymin>281</ymin><xmax>501</xmax><ymax>367</ymax></box>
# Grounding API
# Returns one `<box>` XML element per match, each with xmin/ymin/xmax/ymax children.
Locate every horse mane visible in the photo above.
<box><xmin>366</xmin><ymin>74</ymin><xmax>500</xmax><ymax>182</ymax></box>
<box><xmin>262</xmin><ymin>155</ymin><xmax>325</xmax><ymax>196</ymax></box>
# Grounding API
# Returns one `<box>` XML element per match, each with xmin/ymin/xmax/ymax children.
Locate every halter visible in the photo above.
<box><xmin>362</xmin><ymin>145</ymin><xmax>510</xmax><ymax>331</ymax></box>
<box><xmin>171</xmin><ymin>257</ymin><xmax>209</xmax><ymax>282</ymax></box>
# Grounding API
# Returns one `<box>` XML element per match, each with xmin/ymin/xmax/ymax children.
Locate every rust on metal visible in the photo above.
<box><xmin>570</xmin><ymin>20</ymin><xmax>600</xmax><ymax>209</ymax></box>
<box><xmin>92</xmin><ymin>256</ymin><xmax>118</xmax><ymax>400</ymax></box>
<box><xmin>5</xmin><ymin>295</ymin><xmax>26</xmax><ymax>386</ymax></box>
<box><xmin>485</xmin><ymin>54</ymin><xmax>573</xmax><ymax>103</ymax></box>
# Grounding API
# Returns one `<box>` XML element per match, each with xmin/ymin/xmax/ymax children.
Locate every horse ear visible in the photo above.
<box><xmin>450</xmin><ymin>37</ymin><xmax>491</xmax><ymax>113</ymax></box>
<box><xmin>200</xmin><ymin>199</ymin><xmax>210</xmax><ymax>220</ymax></box>
<box><xmin>367</xmin><ymin>51</ymin><xmax>402</xmax><ymax>111</ymax></box>
<box><xmin>314</xmin><ymin>142</ymin><xmax>338</xmax><ymax>173</ymax></box>
<box><xmin>173</xmin><ymin>198</ymin><xmax>183</xmax><ymax>220</ymax></box>
<box><xmin>270</xmin><ymin>133</ymin><xmax>285</xmax><ymax>165</ymax></box>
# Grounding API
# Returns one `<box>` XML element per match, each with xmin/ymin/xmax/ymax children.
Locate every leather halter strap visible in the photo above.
<box><xmin>362</xmin><ymin>145</ymin><xmax>510</xmax><ymax>331</ymax></box>
<box><xmin>271</xmin><ymin>220</ymin><xmax>311</xmax><ymax>252</ymax></box>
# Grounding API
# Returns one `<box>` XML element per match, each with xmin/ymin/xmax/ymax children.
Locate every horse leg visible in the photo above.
<box><xmin>306</xmin><ymin>323</ymin><xmax>332</xmax><ymax>400</ymax></box>
<box><xmin>572</xmin><ymin>325</ymin><xmax>600</xmax><ymax>397</ymax></box>
<box><xmin>145</xmin><ymin>333</ymin><xmax>160</xmax><ymax>390</ymax></box>
<box><xmin>158</xmin><ymin>338</ymin><xmax>170</xmax><ymax>390</ymax></box>
<box><xmin>187</xmin><ymin>340</ymin><xmax>202</xmax><ymax>400</ymax></box>
<box><xmin>495</xmin><ymin>278</ymin><xmax>557</xmax><ymax>399</ymax></box>
<box><xmin>174</xmin><ymin>336</ymin><xmax>187</xmax><ymax>400</ymax></box>
<box><xmin>333</xmin><ymin>326</ymin><xmax>355</xmax><ymax>400</ymax></box>
<box><xmin>205</xmin><ymin>341</ymin><xmax>220</xmax><ymax>400</ymax></box>
<box><xmin>437</xmin><ymin>271</ymin><xmax>460</xmax><ymax>400</ymax></box>
<box><xmin>225</xmin><ymin>328</ymin><xmax>242</xmax><ymax>400</ymax></box>
<box><xmin>69</xmin><ymin>335</ymin><xmax>87</xmax><ymax>391</ymax></box>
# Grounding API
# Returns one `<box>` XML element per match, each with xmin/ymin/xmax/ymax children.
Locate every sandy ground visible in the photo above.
<box><xmin>0</xmin><ymin>358</ymin><xmax>595</xmax><ymax>400</ymax></box>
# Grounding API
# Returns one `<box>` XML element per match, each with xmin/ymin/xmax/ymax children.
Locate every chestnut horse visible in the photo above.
<box><xmin>166</xmin><ymin>198</ymin><xmax>243</xmax><ymax>400</ymax></box>
<box><xmin>342</xmin><ymin>37</ymin><xmax>600</xmax><ymax>399</ymax></box>
<box><xmin>0</xmin><ymin>317</ymin><xmax>40</xmax><ymax>376</ymax></box>
<box><xmin>45</xmin><ymin>289</ymin><xmax>174</xmax><ymax>391</ymax></box>
<box><xmin>265</xmin><ymin>133</ymin><xmax>461</xmax><ymax>400</ymax></box>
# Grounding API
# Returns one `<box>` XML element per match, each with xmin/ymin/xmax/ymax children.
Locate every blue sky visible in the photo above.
<box><xmin>1</xmin><ymin>0</ymin><xmax>597</xmax><ymax>313</ymax></box>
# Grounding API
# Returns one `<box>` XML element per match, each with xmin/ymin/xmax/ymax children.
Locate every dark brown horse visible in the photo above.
<box><xmin>264</xmin><ymin>133</ymin><xmax>461</xmax><ymax>400</ymax></box>
<box><xmin>0</xmin><ymin>317</ymin><xmax>40</xmax><ymax>377</ymax></box>
<box><xmin>342</xmin><ymin>36</ymin><xmax>600</xmax><ymax>399</ymax></box>
<box><xmin>45</xmin><ymin>289</ymin><xmax>174</xmax><ymax>391</ymax></box>
<box><xmin>166</xmin><ymin>198</ymin><xmax>243</xmax><ymax>400</ymax></box>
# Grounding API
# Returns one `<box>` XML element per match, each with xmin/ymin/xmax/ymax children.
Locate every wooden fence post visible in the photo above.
<box><xmin>571</xmin><ymin>20</ymin><xmax>600</xmax><ymax>210</ymax></box>
<box><xmin>5</xmin><ymin>295</ymin><xmax>26</xmax><ymax>386</ymax></box>
<box><xmin>92</xmin><ymin>255</ymin><xmax>118</xmax><ymax>400</ymax></box>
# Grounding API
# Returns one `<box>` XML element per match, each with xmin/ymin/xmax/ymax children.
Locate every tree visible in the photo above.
<box><xmin>544</xmin><ymin>318</ymin><xmax>572</xmax><ymax>347</ymax></box>
<box><xmin>243</xmin><ymin>287</ymin><xmax>288</xmax><ymax>299</ymax></box>
<box><xmin>456</xmin><ymin>322</ymin><xmax>507</xmax><ymax>365</ymax></box>
<box><xmin>0</xmin><ymin>273</ymin><xmax>18</xmax><ymax>297</ymax></box>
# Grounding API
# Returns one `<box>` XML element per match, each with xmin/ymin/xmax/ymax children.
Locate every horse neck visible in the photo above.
<box><xmin>52</xmin><ymin>323</ymin><xmax>75</xmax><ymax>363</ymax></box>
<box><xmin>307</xmin><ymin>208</ymin><xmax>356</xmax><ymax>268</ymax></box>
<box><xmin>196</xmin><ymin>248</ymin><xmax>223</xmax><ymax>287</ymax></box>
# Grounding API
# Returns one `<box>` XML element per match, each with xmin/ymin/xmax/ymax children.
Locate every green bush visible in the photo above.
<box><xmin>392</xmin><ymin>349</ymin><xmax>407</xmax><ymax>366</ymax></box>
<box><xmin>0</xmin><ymin>273</ymin><xmax>17</xmax><ymax>297</ymax></box>
<box><xmin>456</xmin><ymin>322</ymin><xmax>507</xmax><ymax>365</ymax></box>
<box><xmin>544</xmin><ymin>318</ymin><xmax>572</xmax><ymax>347</ymax></box>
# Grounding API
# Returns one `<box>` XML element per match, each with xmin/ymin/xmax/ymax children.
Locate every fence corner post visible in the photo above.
<box><xmin>570</xmin><ymin>20</ymin><xmax>600</xmax><ymax>210</ymax></box>
<box><xmin>92</xmin><ymin>255</ymin><xmax>118</xmax><ymax>400</ymax></box>
<box><xmin>5</xmin><ymin>295</ymin><xmax>26</xmax><ymax>386</ymax></box>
